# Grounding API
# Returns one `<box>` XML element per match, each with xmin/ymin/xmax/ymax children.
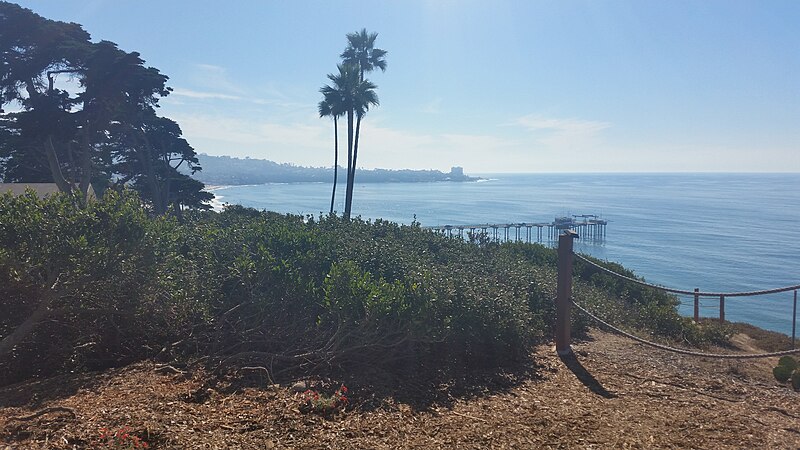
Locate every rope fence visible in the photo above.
<box><xmin>572</xmin><ymin>299</ymin><xmax>800</xmax><ymax>359</ymax></box>
<box><xmin>552</xmin><ymin>232</ymin><xmax>799</xmax><ymax>358</ymax></box>
<box><xmin>573</xmin><ymin>250</ymin><xmax>798</xmax><ymax>345</ymax></box>
<box><xmin>572</xmin><ymin>252</ymin><xmax>800</xmax><ymax>297</ymax></box>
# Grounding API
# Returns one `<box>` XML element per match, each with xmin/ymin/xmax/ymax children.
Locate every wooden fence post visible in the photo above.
<box><xmin>693</xmin><ymin>288</ymin><xmax>700</xmax><ymax>322</ymax></box>
<box><xmin>719</xmin><ymin>295</ymin><xmax>725</xmax><ymax>323</ymax></box>
<box><xmin>556</xmin><ymin>230</ymin><xmax>578</xmax><ymax>355</ymax></box>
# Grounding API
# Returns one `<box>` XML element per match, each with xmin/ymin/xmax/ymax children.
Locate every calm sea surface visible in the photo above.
<box><xmin>209</xmin><ymin>173</ymin><xmax>800</xmax><ymax>335</ymax></box>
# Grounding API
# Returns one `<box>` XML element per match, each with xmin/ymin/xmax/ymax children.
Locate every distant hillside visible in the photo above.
<box><xmin>189</xmin><ymin>154</ymin><xmax>479</xmax><ymax>185</ymax></box>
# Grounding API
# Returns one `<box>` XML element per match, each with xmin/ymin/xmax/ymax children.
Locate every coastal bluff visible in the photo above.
<box><xmin>189</xmin><ymin>154</ymin><xmax>479</xmax><ymax>185</ymax></box>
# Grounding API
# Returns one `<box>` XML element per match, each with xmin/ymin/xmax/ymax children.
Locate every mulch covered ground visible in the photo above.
<box><xmin>1</xmin><ymin>329</ymin><xmax>799</xmax><ymax>449</ymax></box>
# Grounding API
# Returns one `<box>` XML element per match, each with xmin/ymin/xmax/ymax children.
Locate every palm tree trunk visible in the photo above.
<box><xmin>347</xmin><ymin>114</ymin><xmax>363</xmax><ymax>218</ymax></box>
<box><xmin>329</xmin><ymin>116</ymin><xmax>339</xmax><ymax>215</ymax></box>
<box><xmin>344</xmin><ymin>110</ymin><xmax>355</xmax><ymax>220</ymax></box>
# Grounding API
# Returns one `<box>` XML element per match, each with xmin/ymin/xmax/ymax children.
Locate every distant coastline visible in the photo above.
<box><xmin>188</xmin><ymin>154</ymin><xmax>480</xmax><ymax>186</ymax></box>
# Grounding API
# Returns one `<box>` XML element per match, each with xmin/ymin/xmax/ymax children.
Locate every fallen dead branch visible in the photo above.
<box><xmin>9</xmin><ymin>406</ymin><xmax>76</xmax><ymax>422</ymax></box>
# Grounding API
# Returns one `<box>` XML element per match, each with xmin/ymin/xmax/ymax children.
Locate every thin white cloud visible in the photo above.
<box><xmin>169</xmin><ymin>113</ymin><xmax>329</xmax><ymax>163</ymax></box>
<box><xmin>195</xmin><ymin>63</ymin><xmax>226</xmax><ymax>72</ymax></box>
<box><xmin>441</xmin><ymin>133</ymin><xmax>517</xmax><ymax>150</ymax></box>
<box><xmin>356</xmin><ymin>125</ymin><xmax>520</xmax><ymax>172</ymax></box>
<box><xmin>189</xmin><ymin>64</ymin><xmax>245</xmax><ymax>95</ymax></box>
<box><xmin>512</xmin><ymin>114</ymin><xmax>611</xmax><ymax>150</ymax></box>
<box><xmin>514</xmin><ymin>115</ymin><xmax>611</xmax><ymax>134</ymax></box>
<box><xmin>421</xmin><ymin>97</ymin><xmax>442</xmax><ymax>114</ymax></box>
<box><xmin>166</xmin><ymin>109</ymin><xmax>527</xmax><ymax>172</ymax></box>
<box><xmin>168</xmin><ymin>86</ymin><xmax>311</xmax><ymax>110</ymax></box>
<box><xmin>171</xmin><ymin>88</ymin><xmax>244</xmax><ymax>101</ymax></box>
<box><xmin>186</xmin><ymin>64</ymin><xmax>302</xmax><ymax>106</ymax></box>
<box><xmin>170</xmin><ymin>108</ymin><xmax>798</xmax><ymax>172</ymax></box>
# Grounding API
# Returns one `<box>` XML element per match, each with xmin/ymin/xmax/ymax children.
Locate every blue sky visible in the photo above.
<box><xmin>13</xmin><ymin>0</ymin><xmax>800</xmax><ymax>172</ymax></box>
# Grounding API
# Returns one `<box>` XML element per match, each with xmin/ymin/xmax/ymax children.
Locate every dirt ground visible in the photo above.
<box><xmin>1</xmin><ymin>329</ymin><xmax>799</xmax><ymax>449</ymax></box>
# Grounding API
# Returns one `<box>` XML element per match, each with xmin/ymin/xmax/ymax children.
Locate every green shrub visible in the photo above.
<box><xmin>778</xmin><ymin>356</ymin><xmax>798</xmax><ymax>371</ymax></box>
<box><xmin>0</xmin><ymin>195</ymin><xmax>732</xmax><ymax>386</ymax></box>
<box><xmin>772</xmin><ymin>357</ymin><xmax>800</xmax><ymax>386</ymax></box>
<box><xmin>773</xmin><ymin>365</ymin><xmax>793</xmax><ymax>383</ymax></box>
<box><xmin>0</xmin><ymin>190</ymin><xmax>194</xmax><ymax>384</ymax></box>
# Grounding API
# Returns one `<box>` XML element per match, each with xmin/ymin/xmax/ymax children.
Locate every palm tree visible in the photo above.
<box><xmin>321</xmin><ymin>65</ymin><xmax>356</xmax><ymax>218</ymax></box>
<box><xmin>341</xmin><ymin>28</ymin><xmax>388</xmax><ymax>82</ymax></box>
<box><xmin>319</xmin><ymin>64</ymin><xmax>378</xmax><ymax>219</ymax></box>
<box><xmin>339</xmin><ymin>29</ymin><xmax>386</xmax><ymax>219</ymax></box>
<box><xmin>346</xmin><ymin>80</ymin><xmax>378</xmax><ymax>219</ymax></box>
<box><xmin>318</xmin><ymin>95</ymin><xmax>343</xmax><ymax>214</ymax></box>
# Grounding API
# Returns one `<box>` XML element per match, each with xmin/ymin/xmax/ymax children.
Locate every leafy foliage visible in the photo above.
<box><xmin>0</xmin><ymin>190</ymin><xmax>197</xmax><ymax>384</ymax></box>
<box><xmin>0</xmin><ymin>2</ymin><xmax>209</xmax><ymax>212</ymax></box>
<box><xmin>0</xmin><ymin>193</ymin><xmax>717</xmax><ymax>386</ymax></box>
<box><xmin>778</xmin><ymin>356</ymin><xmax>798</xmax><ymax>371</ymax></box>
<box><xmin>773</xmin><ymin>356</ymin><xmax>800</xmax><ymax>390</ymax></box>
<box><xmin>301</xmin><ymin>385</ymin><xmax>349</xmax><ymax>415</ymax></box>
<box><xmin>773</xmin><ymin>365</ymin><xmax>793</xmax><ymax>383</ymax></box>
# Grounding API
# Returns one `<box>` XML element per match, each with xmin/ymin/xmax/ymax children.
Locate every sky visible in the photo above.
<box><xmin>10</xmin><ymin>0</ymin><xmax>800</xmax><ymax>173</ymax></box>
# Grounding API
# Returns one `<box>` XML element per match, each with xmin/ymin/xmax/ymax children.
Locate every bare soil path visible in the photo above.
<box><xmin>1</xmin><ymin>329</ymin><xmax>798</xmax><ymax>449</ymax></box>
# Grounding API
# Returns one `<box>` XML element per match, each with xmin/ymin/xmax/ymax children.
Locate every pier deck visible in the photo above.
<box><xmin>424</xmin><ymin>215</ymin><xmax>607</xmax><ymax>243</ymax></box>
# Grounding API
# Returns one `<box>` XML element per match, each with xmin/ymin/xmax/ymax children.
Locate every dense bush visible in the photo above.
<box><xmin>0</xmin><ymin>190</ymin><xmax>195</xmax><ymax>384</ymax></box>
<box><xmin>182</xmin><ymin>210</ymin><xmax>548</xmax><ymax>376</ymax></box>
<box><xmin>0</xmin><ymin>191</ymin><xmax>717</xmax><ymax>386</ymax></box>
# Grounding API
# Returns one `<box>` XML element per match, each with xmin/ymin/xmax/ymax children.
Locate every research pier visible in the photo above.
<box><xmin>425</xmin><ymin>215</ymin><xmax>607</xmax><ymax>243</ymax></box>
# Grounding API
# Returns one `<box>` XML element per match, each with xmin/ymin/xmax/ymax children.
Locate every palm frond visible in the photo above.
<box><xmin>318</xmin><ymin>99</ymin><xmax>331</xmax><ymax>118</ymax></box>
<box><xmin>341</xmin><ymin>29</ymin><xmax>387</xmax><ymax>77</ymax></box>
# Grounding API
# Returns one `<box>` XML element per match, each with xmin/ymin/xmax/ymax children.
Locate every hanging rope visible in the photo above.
<box><xmin>573</xmin><ymin>252</ymin><xmax>800</xmax><ymax>297</ymax></box>
<box><xmin>572</xmin><ymin>299</ymin><xmax>800</xmax><ymax>359</ymax></box>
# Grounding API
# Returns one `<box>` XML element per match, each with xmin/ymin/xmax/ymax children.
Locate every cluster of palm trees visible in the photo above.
<box><xmin>319</xmin><ymin>29</ymin><xmax>386</xmax><ymax>219</ymax></box>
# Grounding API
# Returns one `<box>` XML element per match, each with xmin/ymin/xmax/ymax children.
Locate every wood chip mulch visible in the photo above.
<box><xmin>1</xmin><ymin>329</ymin><xmax>799</xmax><ymax>449</ymax></box>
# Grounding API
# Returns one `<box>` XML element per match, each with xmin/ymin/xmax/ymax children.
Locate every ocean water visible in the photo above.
<box><xmin>209</xmin><ymin>173</ymin><xmax>800</xmax><ymax>335</ymax></box>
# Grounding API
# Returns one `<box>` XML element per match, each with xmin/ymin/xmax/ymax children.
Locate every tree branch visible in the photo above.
<box><xmin>0</xmin><ymin>272</ymin><xmax>65</xmax><ymax>357</ymax></box>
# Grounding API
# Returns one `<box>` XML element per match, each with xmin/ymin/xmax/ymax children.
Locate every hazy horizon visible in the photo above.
<box><xmin>14</xmin><ymin>1</ymin><xmax>800</xmax><ymax>173</ymax></box>
<box><xmin>200</xmin><ymin>153</ymin><xmax>800</xmax><ymax>175</ymax></box>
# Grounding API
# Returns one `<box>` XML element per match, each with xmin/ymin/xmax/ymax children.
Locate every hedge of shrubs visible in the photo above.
<box><xmin>0</xmin><ymin>191</ymin><xmax>726</xmax><ymax>386</ymax></box>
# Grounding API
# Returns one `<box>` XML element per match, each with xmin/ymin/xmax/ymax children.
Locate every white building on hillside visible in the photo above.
<box><xmin>0</xmin><ymin>183</ymin><xmax>96</xmax><ymax>199</ymax></box>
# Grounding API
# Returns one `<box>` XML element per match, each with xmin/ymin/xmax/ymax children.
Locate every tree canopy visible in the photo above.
<box><xmin>0</xmin><ymin>1</ymin><xmax>211</xmax><ymax>213</ymax></box>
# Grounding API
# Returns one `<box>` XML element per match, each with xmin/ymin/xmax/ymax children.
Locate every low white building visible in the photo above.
<box><xmin>0</xmin><ymin>183</ymin><xmax>96</xmax><ymax>199</ymax></box>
